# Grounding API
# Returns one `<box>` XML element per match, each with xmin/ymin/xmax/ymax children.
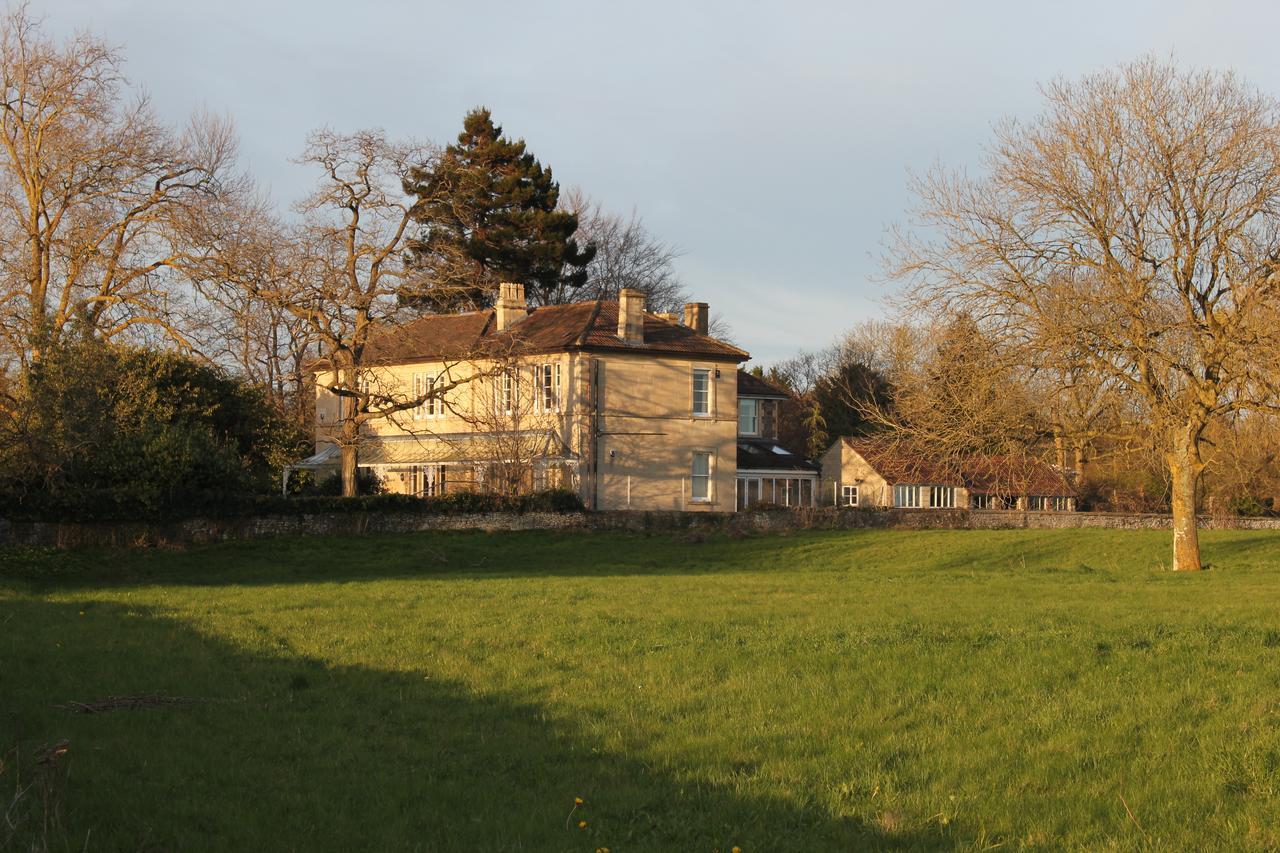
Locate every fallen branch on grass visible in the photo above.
<box><xmin>54</xmin><ymin>695</ymin><xmax>204</xmax><ymax>714</ymax></box>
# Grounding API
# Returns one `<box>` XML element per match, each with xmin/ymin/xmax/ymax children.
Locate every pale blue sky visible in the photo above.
<box><xmin>41</xmin><ymin>0</ymin><xmax>1280</xmax><ymax>363</ymax></box>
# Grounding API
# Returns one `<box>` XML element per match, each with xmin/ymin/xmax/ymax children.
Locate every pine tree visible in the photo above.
<box><xmin>403</xmin><ymin>108</ymin><xmax>594</xmax><ymax>311</ymax></box>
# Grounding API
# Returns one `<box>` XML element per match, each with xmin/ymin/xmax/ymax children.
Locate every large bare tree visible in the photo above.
<box><xmin>252</xmin><ymin>129</ymin><xmax>479</xmax><ymax>497</ymax></box>
<box><xmin>0</xmin><ymin>6</ymin><xmax>249</xmax><ymax>364</ymax></box>
<box><xmin>890</xmin><ymin>57</ymin><xmax>1280</xmax><ymax>570</ymax></box>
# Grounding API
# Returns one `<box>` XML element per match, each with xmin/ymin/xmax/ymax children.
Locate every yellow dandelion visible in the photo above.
<box><xmin>574</xmin><ymin>796</ymin><xmax>584</xmax><ymax>805</ymax></box>
<box><xmin>732</xmin><ymin>847</ymin><xmax>742</xmax><ymax>853</ymax></box>
<box><xmin>578</xmin><ymin>820</ymin><xmax>588</xmax><ymax>829</ymax></box>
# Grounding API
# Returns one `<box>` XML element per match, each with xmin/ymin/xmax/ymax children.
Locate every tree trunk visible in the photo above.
<box><xmin>1166</xmin><ymin>431</ymin><xmax>1205</xmax><ymax>572</ymax></box>
<box><xmin>339</xmin><ymin>364</ymin><xmax>360</xmax><ymax>497</ymax></box>
<box><xmin>340</xmin><ymin>441</ymin><xmax>358</xmax><ymax>498</ymax></box>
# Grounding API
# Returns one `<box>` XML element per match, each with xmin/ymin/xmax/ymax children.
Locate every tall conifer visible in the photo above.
<box><xmin>404</xmin><ymin>108</ymin><xmax>594</xmax><ymax>310</ymax></box>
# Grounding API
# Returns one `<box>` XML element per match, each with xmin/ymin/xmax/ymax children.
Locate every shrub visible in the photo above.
<box><xmin>0</xmin><ymin>335</ymin><xmax>309</xmax><ymax>521</ymax></box>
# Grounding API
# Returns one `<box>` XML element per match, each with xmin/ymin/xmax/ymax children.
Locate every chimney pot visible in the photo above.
<box><xmin>618</xmin><ymin>288</ymin><xmax>646</xmax><ymax>344</ymax></box>
<box><xmin>495</xmin><ymin>282</ymin><xmax>527</xmax><ymax>331</ymax></box>
<box><xmin>683</xmin><ymin>302</ymin><xmax>709</xmax><ymax>335</ymax></box>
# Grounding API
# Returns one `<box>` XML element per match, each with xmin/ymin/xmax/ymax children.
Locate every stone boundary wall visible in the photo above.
<box><xmin>0</xmin><ymin>511</ymin><xmax>587</xmax><ymax>549</ymax></box>
<box><xmin>2</xmin><ymin>507</ymin><xmax>1278</xmax><ymax>549</ymax></box>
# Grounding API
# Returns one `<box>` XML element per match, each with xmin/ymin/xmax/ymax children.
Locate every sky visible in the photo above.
<box><xmin>38</xmin><ymin>0</ymin><xmax>1280</xmax><ymax>364</ymax></box>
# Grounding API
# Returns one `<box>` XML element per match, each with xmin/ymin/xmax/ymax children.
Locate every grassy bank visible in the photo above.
<box><xmin>3</xmin><ymin>529</ymin><xmax>1279</xmax><ymax>851</ymax></box>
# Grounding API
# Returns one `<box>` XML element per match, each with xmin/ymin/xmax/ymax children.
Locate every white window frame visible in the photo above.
<box><xmin>738</xmin><ymin>397</ymin><xmax>759</xmax><ymax>435</ymax></box>
<box><xmin>842</xmin><ymin>485</ymin><xmax>859</xmax><ymax>507</ymax></box>
<box><xmin>691</xmin><ymin>367</ymin><xmax>712</xmax><ymax>417</ymax></box>
<box><xmin>893</xmin><ymin>484</ymin><xmax>922</xmax><ymax>508</ymax></box>
<box><xmin>929</xmin><ymin>486</ymin><xmax>956</xmax><ymax>509</ymax></box>
<box><xmin>496</xmin><ymin>369</ymin><xmax>516</xmax><ymax>416</ymax></box>
<box><xmin>536</xmin><ymin>362</ymin><xmax>561</xmax><ymax>413</ymax></box>
<box><xmin>413</xmin><ymin>372</ymin><xmax>443</xmax><ymax>420</ymax></box>
<box><xmin>690</xmin><ymin>451</ymin><xmax>713</xmax><ymax>502</ymax></box>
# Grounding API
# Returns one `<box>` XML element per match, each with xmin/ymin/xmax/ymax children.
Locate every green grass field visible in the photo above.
<box><xmin>3</xmin><ymin>528</ymin><xmax>1280</xmax><ymax>851</ymax></box>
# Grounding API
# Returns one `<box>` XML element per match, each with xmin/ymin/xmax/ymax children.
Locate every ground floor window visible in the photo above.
<box><xmin>972</xmin><ymin>493</ymin><xmax>991</xmax><ymax>509</ymax></box>
<box><xmin>1047</xmin><ymin>496</ymin><xmax>1071</xmax><ymax>511</ymax></box>
<box><xmin>735</xmin><ymin>475</ymin><xmax>816</xmax><ymax>509</ymax></box>
<box><xmin>842</xmin><ymin>485</ymin><xmax>859</xmax><ymax>507</ymax></box>
<box><xmin>690</xmin><ymin>452</ymin><xmax>712</xmax><ymax>501</ymax></box>
<box><xmin>384</xmin><ymin>464</ymin><xmax>446</xmax><ymax>497</ymax></box>
<box><xmin>929</xmin><ymin>486</ymin><xmax>956</xmax><ymax>508</ymax></box>
<box><xmin>1028</xmin><ymin>495</ymin><xmax>1046</xmax><ymax>511</ymax></box>
<box><xmin>893</xmin><ymin>484</ymin><xmax>922</xmax><ymax>508</ymax></box>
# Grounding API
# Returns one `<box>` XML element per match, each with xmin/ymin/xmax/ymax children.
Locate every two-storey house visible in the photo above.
<box><xmin>310</xmin><ymin>284</ymin><xmax>749</xmax><ymax>510</ymax></box>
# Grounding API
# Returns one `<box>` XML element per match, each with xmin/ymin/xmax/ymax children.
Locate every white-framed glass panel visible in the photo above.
<box><xmin>1028</xmin><ymin>496</ymin><xmax>1045</xmax><ymax>511</ymax></box>
<box><xmin>894</xmin><ymin>484</ymin><xmax>922</xmax><ymax>508</ymax></box>
<box><xmin>972</xmin><ymin>493</ymin><xmax>991</xmax><ymax>509</ymax></box>
<box><xmin>929</xmin><ymin>486</ymin><xmax>955</xmax><ymax>508</ymax></box>
<box><xmin>496</xmin><ymin>370</ymin><xmax>516</xmax><ymax>415</ymax></box>
<box><xmin>738</xmin><ymin>398</ymin><xmax>759</xmax><ymax>435</ymax></box>
<box><xmin>736</xmin><ymin>477</ymin><xmax>762</xmax><ymax>510</ymax></box>
<box><xmin>536</xmin><ymin>363</ymin><xmax>561</xmax><ymax>412</ymax></box>
<box><xmin>690</xmin><ymin>451</ymin><xmax>711</xmax><ymax>501</ymax></box>
<box><xmin>1049</xmin><ymin>496</ymin><xmax>1070</xmax><ymax>511</ymax></box>
<box><xmin>692</xmin><ymin>368</ymin><xmax>711</xmax><ymax>416</ymax></box>
<box><xmin>842</xmin><ymin>485</ymin><xmax>859</xmax><ymax>507</ymax></box>
<box><xmin>800</xmin><ymin>478</ymin><xmax>813</xmax><ymax>506</ymax></box>
<box><xmin>414</xmin><ymin>373</ymin><xmax>442</xmax><ymax>419</ymax></box>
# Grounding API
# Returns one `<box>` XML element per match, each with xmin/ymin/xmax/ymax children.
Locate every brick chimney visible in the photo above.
<box><xmin>618</xmin><ymin>288</ymin><xmax>645</xmax><ymax>344</ymax></box>
<box><xmin>683</xmin><ymin>302</ymin><xmax>708</xmax><ymax>335</ymax></box>
<box><xmin>495</xmin><ymin>282</ymin><xmax>527</xmax><ymax>331</ymax></box>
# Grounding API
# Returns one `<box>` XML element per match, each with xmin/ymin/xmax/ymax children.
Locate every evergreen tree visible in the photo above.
<box><xmin>403</xmin><ymin>108</ymin><xmax>594</xmax><ymax>311</ymax></box>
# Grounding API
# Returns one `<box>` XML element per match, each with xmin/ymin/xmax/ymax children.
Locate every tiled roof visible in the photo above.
<box><xmin>842</xmin><ymin>437</ymin><xmax>958</xmax><ymax>485</ymax></box>
<box><xmin>340</xmin><ymin>300</ymin><xmax>747</xmax><ymax>368</ymax></box>
<box><xmin>961</xmin><ymin>454</ymin><xmax>1076</xmax><ymax>497</ymax></box>
<box><xmin>841</xmin><ymin>437</ymin><xmax>1076</xmax><ymax>496</ymax></box>
<box><xmin>737</xmin><ymin>438</ymin><xmax>819</xmax><ymax>473</ymax></box>
<box><xmin>737</xmin><ymin>370</ymin><xmax>790</xmax><ymax>399</ymax></box>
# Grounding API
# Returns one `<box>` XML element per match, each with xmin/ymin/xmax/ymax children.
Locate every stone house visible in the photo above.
<box><xmin>819</xmin><ymin>437</ymin><xmax>1077</xmax><ymax>511</ymax></box>
<box><xmin>309</xmin><ymin>284</ymin><xmax>756</xmax><ymax>511</ymax></box>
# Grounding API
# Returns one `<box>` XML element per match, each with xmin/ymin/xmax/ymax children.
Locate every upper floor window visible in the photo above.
<box><xmin>738</xmin><ymin>398</ymin><xmax>758</xmax><ymax>435</ymax></box>
<box><xmin>692</xmin><ymin>368</ymin><xmax>711</xmax><ymax>416</ymax></box>
<box><xmin>497</xmin><ymin>369</ymin><xmax>516</xmax><ymax>415</ymax></box>
<box><xmin>413</xmin><ymin>373</ymin><xmax>440</xmax><ymax>419</ymax></box>
<box><xmin>536</xmin><ymin>363</ymin><xmax>561</xmax><ymax>412</ymax></box>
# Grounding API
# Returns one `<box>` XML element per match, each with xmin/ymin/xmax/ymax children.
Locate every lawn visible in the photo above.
<box><xmin>2</xmin><ymin>528</ymin><xmax>1280</xmax><ymax>852</ymax></box>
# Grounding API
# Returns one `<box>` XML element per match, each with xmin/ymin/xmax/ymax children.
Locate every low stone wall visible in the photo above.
<box><xmin>592</xmin><ymin>508</ymin><xmax>1280</xmax><ymax>533</ymax></box>
<box><xmin>1</xmin><ymin>507</ymin><xmax>1277</xmax><ymax>549</ymax></box>
<box><xmin>0</xmin><ymin>511</ymin><xmax>588</xmax><ymax>549</ymax></box>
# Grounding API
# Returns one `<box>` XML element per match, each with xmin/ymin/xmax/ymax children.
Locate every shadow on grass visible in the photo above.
<box><xmin>5</xmin><ymin>528</ymin><xmax>1278</xmax><ymax>591</ymax></box>
<box><xmin>2</xmin><ymin>596</ymin><xmax>941</xmax><ymax>852</ymax></box>
<box><xmin>2</xmin><ymin>530</ymin><xmax>869</xmax><ymax>589</ymax></box>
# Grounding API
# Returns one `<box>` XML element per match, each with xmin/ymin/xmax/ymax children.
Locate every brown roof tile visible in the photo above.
<box><xmin>737</xmin><ymin>370</ymin><xmax>790</xmax><ymax>399</ymax></box>
<box><xmin>841</xmin><ymin>437</ymin><xmax>1075</xmax><ymax>497</ymax></box>
<box><xmin>345</xmin><ymin>300</ymin><xmax>747</xmax><ymax>367</ymax></box>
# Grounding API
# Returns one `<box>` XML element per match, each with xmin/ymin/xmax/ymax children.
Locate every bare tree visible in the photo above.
<box><xmin>445</xmin><ymin>354</ymin><xmax>574</xmax><ymax>495</ymax></box>
<box><xmin>890</xmin><ymin>57</ymin><xmax>1280</xmax><ymax>570</ymax></box>
<box><xmin>545</xmin><ymin>189</ymin><xmax>688</xmax><ymax>310</ymax></box>
<box><xmin>252</xmin><ymin>129</ymin><xmax>474</xmax><ymax>497</ymax></box>
<box><xmin>0</xmin><ymin>6</ymin><xmax>251</xmax><ymax>364</ymax></box>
